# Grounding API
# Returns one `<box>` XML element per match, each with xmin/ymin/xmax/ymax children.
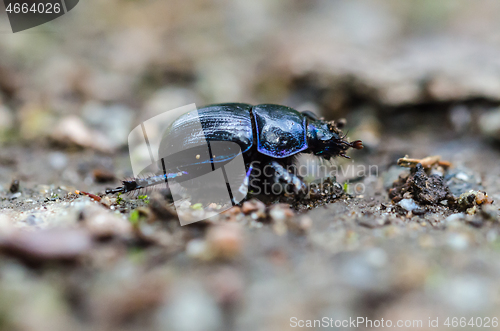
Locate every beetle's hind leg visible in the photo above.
<box><xmin>267</xmin><ymin>161</ymin><xmax>307</xmax><ymax>197</ymax></box>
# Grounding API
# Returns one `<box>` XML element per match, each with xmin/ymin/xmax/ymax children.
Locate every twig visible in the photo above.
<box><xmin>397</xmin><ymin>155</ymin><xmax>451</xmax><ymax>169</ymax></box>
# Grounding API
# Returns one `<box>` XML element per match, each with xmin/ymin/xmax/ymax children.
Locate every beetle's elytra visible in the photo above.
<box><xmin>107</xmin><ymin>103</ymin><xmax>363</xmax><ymax>199</ymax></box>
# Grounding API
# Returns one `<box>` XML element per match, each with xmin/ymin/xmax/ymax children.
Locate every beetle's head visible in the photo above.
<box><xmin>307</xmin><ymin>119</ymin><xmax>363</xmax><ymax>160</ymax></box>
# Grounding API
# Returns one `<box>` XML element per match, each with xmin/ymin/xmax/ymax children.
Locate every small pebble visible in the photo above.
<box><xmin>456</xmin><ymin>172</ymin><xmax>469</xmax><ymax>181</ymax></box>
<box><xmin>446</xmin><ymin>213</ymin><xmax>465</xmax><ymax>222</ymax></box>
<box><xmin>0</xmin><ymin>228</ymin><xmax>92</xmax><ymax>261</ymax></box>
<box><xmin>398</xmin><ymin>198</ymin><xmax>420</xmax><ymax>212</ymax></box>
<box><xmin>206</xmin><ymin>223</ymin><xmax>243</xmax><ymax>260</ymax></box>
<box><xmin>24</xmin><ymin>215</ymin><xmax>43</xmax><ymax>226</ymax></box>
<box><xmin>269</xmin><ymin>204</ymin><xmax>295</xmax><ymax>236</ymax></box>
<box><xmin>268</xmin><ymin>204</ymin><xmax>295</xmax><ymax>222</ymax></box>
<box><xmin>241</xmin><ymin>199</ymin><xmax>266</xmax><ymax>216</ymax></box>
<box><xmin>186</xmin><ymin>239</ymin><xmax>209</xmax><ymax>260</ymax></box>
<box><xmin>300</xmin><ymin>216</ymin><xmax>313</xmax><ymax>231</ymax></box>
<box><xmin>9</xmin><ymin>179</ymin><xmax>20</xmax><ymax>193</ymax></box>
<box><xmin>9</xmin><ymin>192</ymin><xmax>21</xmax><ymax>200</ymax></box>
<box><xmin>92</xmin><ymin>169</ymin><xmax>116</xmax><ymax>183</ymax></box>
<box><xmin>100</xmin><ymin>196</ymin><xmax>112</xmax><ymax>207</ymax></box>
<box><xmin>48</xmin><ymin>151</ymin><xmax>68</xmax><ymax>170</ymax></box>
<box><xmin>179</xmin><ymin>200</ymin><xmax>191</xmax><ymax>210</ymax></box>
<box><xmin>447</xmin><ymin>233</ymin><xmax>469</xmax><ymax>250</ymax></box>
<box><xmin>85</xmin><ymin>212</ymin><xmax>132</xmax><ymax>239</ymax></box>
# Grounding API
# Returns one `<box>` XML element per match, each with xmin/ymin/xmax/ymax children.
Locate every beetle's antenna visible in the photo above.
<box><xmin>350</xmin><ymin>140</ymin><xmax>364</xmax><ymax>149</ymax></box>
<box><xmin>338</xmin><ymin>138</ymin><xmax>363</xmax><ymax>150</ymax></box>
<box><xmin>105</xmin><ymin>187</ymin><xmax>124</xmax><ymax>194</ymax></box>
<box><xmin>106</xmin><ymin>171</ymin><xmax>188</xmax><ymax>196</ymax></box>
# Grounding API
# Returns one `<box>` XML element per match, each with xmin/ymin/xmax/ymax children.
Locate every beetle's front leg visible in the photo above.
<box><xmin>268</xmin><ymin>161</ymin><xmax>307</xmax><ymax>196</ymax></box>
<box><xmin>237</xmin><ymin>163</ymin><xmax>255</xmax><ymax>199</ymax></box>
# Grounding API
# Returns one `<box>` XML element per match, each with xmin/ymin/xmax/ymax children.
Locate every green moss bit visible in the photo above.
<box><xmin>116</xmin><ymin>193</ymin><xmax>123</xmax><ymax>205</ymax></box>
<box><xmin>191</xmin><ymin>203</ymin><xmax>203</xmax><ymax>210</ymax></box>
<box><xmin>137</xmin><ymin>195</ymin><xmax>149</xmax><ymax>203</ymax></box>
<box><xmin>129</xmin><ymin>210</ymin><xmax>141</xmax><ymax>225</ymax></box>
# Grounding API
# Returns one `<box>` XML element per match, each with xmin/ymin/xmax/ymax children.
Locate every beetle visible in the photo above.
<box><xmin>106</xmin><ymin>103</ymin><xmax>363</xmax><ymax>201</ymax></box>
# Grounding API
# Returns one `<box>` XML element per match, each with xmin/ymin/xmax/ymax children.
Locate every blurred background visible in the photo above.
<box><xmin>1</xmin><ymin>1</ymin><xmax>500</xmax><ymax>330</ymax></box>
<box><xmin>1</xmin><ymin>0</ymin><xmax>500</xmax><ymax>186</ymax></box>
<box><xmin>1</xmin><ymin>0</ymin><xmax>500</xmax><ymax>146</ymax></box>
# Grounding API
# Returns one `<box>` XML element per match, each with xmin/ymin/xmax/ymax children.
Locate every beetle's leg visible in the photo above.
<box><xmin>237</xmin><ymin>164</ymin><xmax>254</xmax><ymax>198</ymax></box>
<box><xmin>268</xmin><ymin>161</ymin><xmax>307</xmax><ymax>196</ymax></box>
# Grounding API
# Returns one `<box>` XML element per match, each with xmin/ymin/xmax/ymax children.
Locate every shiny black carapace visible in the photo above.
<box><xmin>107</xmin><ymin>103</ymin><xmax>363</xmax><ymax>199</ymax></box>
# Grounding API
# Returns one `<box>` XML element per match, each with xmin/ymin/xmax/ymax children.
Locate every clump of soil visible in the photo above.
<box><xmin>388</xmin><ymin>162</ymin><xmax>495</xmax><ymax>217</ymax></box>
<box><xmin>292</xmin><ymin>177</ymin><xmax>345</xmax><ymax>210</ymax></box>
<box><xmin>457</xmin><ymin>190</ymin><xmax>494</xmax><ymax>214</ymax></box>
<box><xmin>389</xmin><ymin>163</ymin><xmax>454</xmax><ymax>206</ymax></box>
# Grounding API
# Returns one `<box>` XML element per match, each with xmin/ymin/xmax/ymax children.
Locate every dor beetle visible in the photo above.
<box><xmin>107</xmin><ymin>103</ymin><xmax>363</xmax><ymax>200</ymax></box>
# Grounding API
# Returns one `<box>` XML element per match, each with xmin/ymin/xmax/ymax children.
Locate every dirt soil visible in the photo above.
<box><xmin>1</xmin><ymin>110</ymin><xmax>500</xmax><ymax>331</ymax></box>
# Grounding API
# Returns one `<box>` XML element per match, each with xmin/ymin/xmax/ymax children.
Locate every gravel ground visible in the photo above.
<box><xmin>0</xmin><ymin>122</ymin><xmax>499</xmax><ymax>331</ymax></box>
